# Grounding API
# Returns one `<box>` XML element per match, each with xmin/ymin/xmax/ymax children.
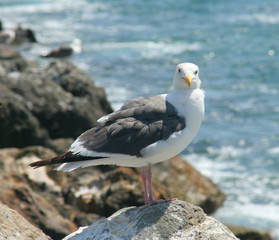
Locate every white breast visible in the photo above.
<box><xmin>139</xmin><ymin>88</ymin><xmax>204</xmax><ymax>166</ymax></box>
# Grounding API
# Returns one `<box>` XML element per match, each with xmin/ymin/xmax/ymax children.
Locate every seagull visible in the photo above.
<box><xmin>40</xmin><ymin>39</ymin><xmax>82</xmax><ymax>58</ymax></box>
<box><xmin>30</xmin><ymin>63</ymin><xmax>205</xmax><ymax>205</ymax></box>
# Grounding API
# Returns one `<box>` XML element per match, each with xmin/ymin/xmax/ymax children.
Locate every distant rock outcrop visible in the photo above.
<box><xmin>0</xmin><ymin>57</ymin><xmax>113</xmax><ymax>149</ymax></box>
<box><xmin>63</xmin><ymin>200</ymin><xmax>238</xmax><ymax>240</ymax></box>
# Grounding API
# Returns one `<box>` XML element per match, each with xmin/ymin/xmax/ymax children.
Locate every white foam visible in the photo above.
<box><xmin>213</xmin><ymin>202</ymin><xmax>279</xmax><ymax>230</ymax></box>
<box><xmin>231</xmin><ymin>14</ymin><xmax>279</xmax><ymax>24</ymax></box>
<box><xmin>87</xmin><ymin>41</ymin><xmax>200</xmax><ymax>57</ymax></box>
<box><xmin>184</xmin><ymin>144</ymin><xmax>279</xmax><ymax>231</ymax></box>
<box><xmin>268</xmin><ymin>147</ymin><xmax>279</xmax><ymax>155</ymax></box>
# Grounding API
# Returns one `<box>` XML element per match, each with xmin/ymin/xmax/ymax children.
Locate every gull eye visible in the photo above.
<box><xmin>194</xmin><ymin>70</ymin><xmax>198</xmax><ymax>75</ymax></box>
<box><xmin>178</xmin><ymin>68</ymin><xmax>181</xmax><ymax>73</ymax></box>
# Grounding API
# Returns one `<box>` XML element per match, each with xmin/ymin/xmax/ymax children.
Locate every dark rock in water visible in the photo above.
<box><xmin>12</xmin><ymin>25</ymin><xmax>37</xmax><ymax>44</ymax></box>
<box><xmin>0</xmin><ymin>58</ymin><xmax>113</xmax><ymax>149</ymax></box>
<box><xmin>62</xmin><ymin>155</ymin><xmax>225</xmax><ymax>216</ymax></box>
<box><xmin>0</xmin><ymin>202</ymin><xmax>50</xmax><ymax>240</ymax></box>
<box><xmin>63</xmin><ymin>200</ymin><xmax>238</xmax><ymax>240</ymax></box>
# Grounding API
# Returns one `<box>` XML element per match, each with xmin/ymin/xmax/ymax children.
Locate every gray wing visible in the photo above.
<box><xmin>78</xmin><ymin>95</ymin><xmax>186</xmax><ymax>157</ymax></box>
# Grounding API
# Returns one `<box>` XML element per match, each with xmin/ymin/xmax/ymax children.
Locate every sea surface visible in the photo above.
<box><xmin>1</xmin><ymin>0</ymin><xmax>278</xmax><ymax>237</ymax></box>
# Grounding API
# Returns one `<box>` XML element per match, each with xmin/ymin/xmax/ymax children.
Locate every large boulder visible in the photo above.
<box><xmin>0</xmin><ymin>202</ymin><xmax>49</xmax><ymax>240</ymax></box>
<box><xmin>63</xmin><ymin>200</ymin><xmax>238</xmax><ymax>240</ymax></box>
<box><xmin>0</xmin><ymin>58</ymin><xmax>113</xmax><ymax>149</ymax></box>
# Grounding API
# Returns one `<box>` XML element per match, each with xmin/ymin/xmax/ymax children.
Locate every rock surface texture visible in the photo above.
<box><xmin>0</xmin><ymin>202</ymin><xmax>49</xmax><ymax>240</ymax></box>
<box><xmin>64</xmin><ymin>200</ymin><xmax>238</xmax><ymax>240</ymax></box>
<box><xmin>0</xmin><ymin>57</ymin><xmax>113</xmax><ymax>149</ymax></box>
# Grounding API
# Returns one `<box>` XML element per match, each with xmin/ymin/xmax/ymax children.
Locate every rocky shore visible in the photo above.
<box><xmin>0</xmin><ymin>42</ymin><xmax>274</xmax><ymax>240</ymax></box>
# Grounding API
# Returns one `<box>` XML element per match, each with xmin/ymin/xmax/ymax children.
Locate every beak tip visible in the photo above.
<box><xmin>184</xmin><ymin>76</ymin><xmax>192</xmax><ymax>87</ymax></box>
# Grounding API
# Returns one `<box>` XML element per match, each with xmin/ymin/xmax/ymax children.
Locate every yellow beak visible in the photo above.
<box><xmin>183</xmin><ymin>75</ymin><xmax>192</xmax><ymax>87</ymax></box>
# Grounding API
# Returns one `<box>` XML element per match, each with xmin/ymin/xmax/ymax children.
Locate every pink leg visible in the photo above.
<box><xmin>145</xmin><ymin>163</ymin><xmax>178</xmax><ymax>205</ymax></box>
<box><xmin>147</xmin><ymin>163</ymin><xmax>154</xmax><ymax>202</ymax></box>
<box><xmin>141</xmin><ymin>166</ymin><xmax>149</xmax><ymax>205</ymax></box>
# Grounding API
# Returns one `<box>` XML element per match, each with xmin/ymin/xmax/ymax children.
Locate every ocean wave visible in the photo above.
<box><xmin>88</xmin><ymin>41</ymin><xmax>199</xmax><ymax>51</ymax></box>
<box><xmin>231</xmin><ymin>14</ymin><xmax>279</xmax><ymax>24</ymax></box>
<box><xmin>87</xmin><ymin>41</ymin><xmax>200</xmax><ymax>59</ymax></box>
<box><xmin>213</xmin><ymin>202</ymin><xmax>279</xmax><ymax>230</ymax></box>
<box><xmin>268</xmin><ymin>147</ymin><xmax>279</xmax><ymax>155</ymax></box>
<box><xmin>0</xmin><ymin>0</ymin><xmax>108</xmax><ymax>15</ymax></box>
<box><xmin>184</xmin><ymin>145</ymin><xmax>279</xmax><ymax>231</ymax></box>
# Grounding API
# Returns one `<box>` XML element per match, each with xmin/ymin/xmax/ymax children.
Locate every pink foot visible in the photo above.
<box><xmin>142</xmin><ymin>164</ymin><xmax>178</xmax><ymax>205</ymax></box>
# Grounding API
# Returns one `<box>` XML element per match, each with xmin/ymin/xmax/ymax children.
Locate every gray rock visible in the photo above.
<box><xmin>0</xmin><ymin>82</ymin><xmax>50</xmax><ymax>148</ymax></box>
<box><xmin>63</xmin><ymin>200</ymin><xmax>238</xmax><ymax>240</ymax></box>
<box><xmin>0</xmin><ymin>58</ymin><xmax>113</xmax><ymax>149</ymax></box>
<box><xmin>0</xmin><ymin>202</ymin><xmax>50</xmax><ymax>240</ymax></box>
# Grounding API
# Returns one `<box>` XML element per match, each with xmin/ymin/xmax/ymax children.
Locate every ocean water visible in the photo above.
<box><xmin>1</xmin><ymin>0</ymin><xmax>278</xmax><ymax>237</ymax></box>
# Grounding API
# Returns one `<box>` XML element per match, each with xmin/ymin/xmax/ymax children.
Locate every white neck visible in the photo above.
<box><xmin>167</xmin><ymin>88</ymin><xmax>193</xmax><ymax>105</ymax></box>
<box><xmin>166</xmin><ymin>87</ymin><xmax>205</xmax><ymax>135</ymax></box>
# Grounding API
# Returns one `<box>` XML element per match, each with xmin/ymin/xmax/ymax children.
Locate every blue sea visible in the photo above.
<box><xmin>1</xmin><ymin>0</ymin><xmax>278</xmax><ymax>237</ymax></box>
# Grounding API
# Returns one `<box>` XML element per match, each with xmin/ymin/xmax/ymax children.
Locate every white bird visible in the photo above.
<box><xmin>30</xmin><ymin>63</ymin><xmax>205</xmax><ymax>205</ymax></box>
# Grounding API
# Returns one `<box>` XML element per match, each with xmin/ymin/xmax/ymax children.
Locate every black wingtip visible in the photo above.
<box><xmin>29</xmin><ymin>151</ymin><xmax>108</xmax><ymax>169</ymax></box>
<box><xmin>29</xmin><ymin>159</ymin><xmax>52</xmax><ymax>168</ymax></box>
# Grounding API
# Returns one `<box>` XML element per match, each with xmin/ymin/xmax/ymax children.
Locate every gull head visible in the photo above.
<box><xmin>173</xmin><ymin>63</ymin><xmax>201</xmax><ymax>90</ymax></box>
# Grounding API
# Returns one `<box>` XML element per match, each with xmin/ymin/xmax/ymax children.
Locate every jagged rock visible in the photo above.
<box><xmin>63</xmin><ymin>155</ymin><xmax>225</xmax><ymax>216</ymax></box>
<box><xmin>0</xmin><ymin>147</ymin><xmax>101</xmax><ymax>240</ymax></box>
<box><xmin>0</xmin><ymin>202</ymin><xmax>50</xmax><ymax>240</ymax></box>
<box><xmin>12</xmin><ymin>25</ymin><xmax>37</xmax><ymax>44</ymax></box>
<box><xmin>0</xmin><ymin>58</ymin><xmax>113</xmax><ymax>149</ymax></box>
<box><xmin>0</xmin><ymin>83</ymin><xmax>50</xmax><ymax>148</ymax></box>
<box><xmin>63</xmin><ymin>200</ymin><xmax>238</xmax><ymax>240</ymax></box>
